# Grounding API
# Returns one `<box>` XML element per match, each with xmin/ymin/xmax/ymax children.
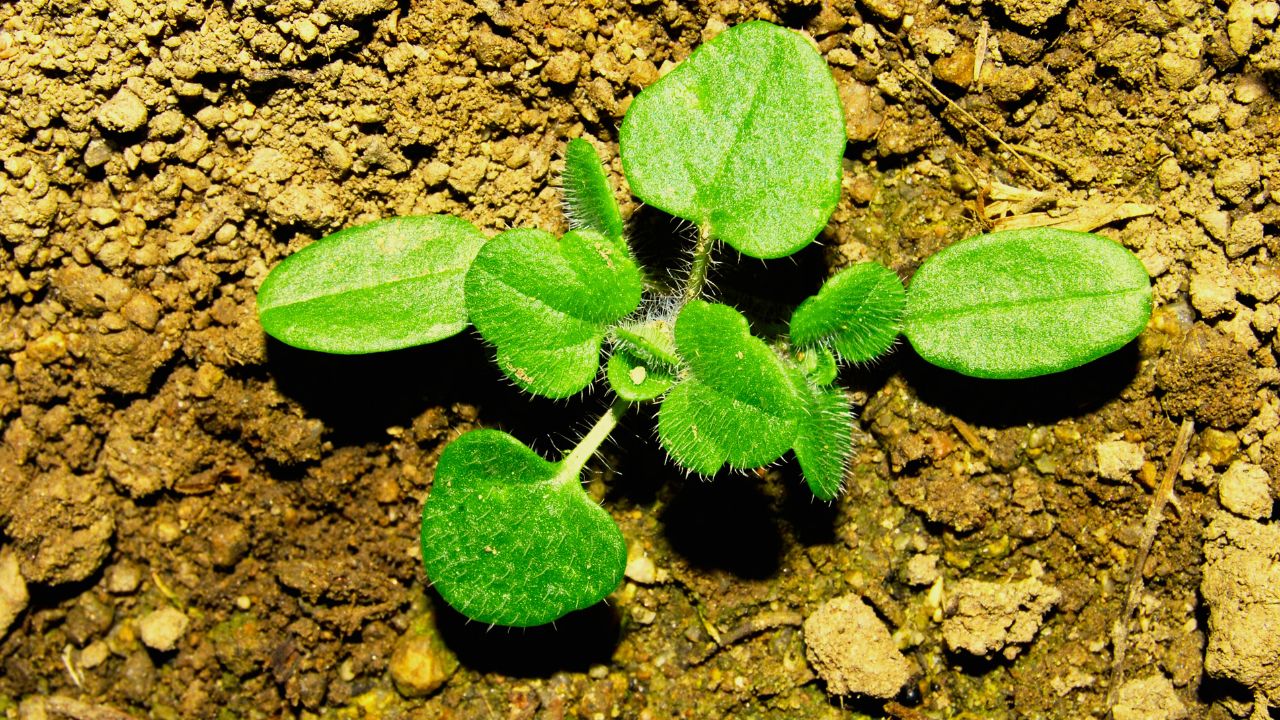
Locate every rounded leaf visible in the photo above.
<box><xmin>420</xmin><ymin>430</ymin><xmax>627</xmax><ymax>627</ymax></box>
<box><xmin>466</xmin><ymin>228</ymin><xmax>643</xmax><ymax>397</ymax></box>
<box><xmin>257</xmin><ymin>215</ymin><xmax>485</xmax><ymax>353</ymax></box>
<box><xmin>619</xmin><ymin>21</ymin><xmax>845</xmax><ymax>259</ymax></box>
<box><xmin>903</xmin><ymin>228</ymin><xmax>1153</xmax><ymax>379</ymax></box>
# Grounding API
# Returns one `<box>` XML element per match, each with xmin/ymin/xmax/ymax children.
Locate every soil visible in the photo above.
<box><xmin>1</xmin><ymin>0</ymin><xmax>1279</xmax><ymax>718</ymax></box>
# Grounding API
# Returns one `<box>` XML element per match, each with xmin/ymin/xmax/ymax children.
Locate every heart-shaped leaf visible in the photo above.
<box><xmin>465</xmin><ymin>228</ymin><xmax>643</xmax><ymax>397</ymax></box>
<box><xmin>903</xmin><ymin>228</ymin><xmax>1153</xmax><ymax>379</ymax></box>
<box><xmin>563</xmin><ymin>138</ymin><xmax>624</xmax><ymax>243</ymax></box>
<box><xmin>420</xmin><ymin>429</ymin><xmax>626</xmax><ymax>627</ymax></box>
<box><xmin>791</xmin><ymin>262</ymin><xmax>905</xmax><ymax>363</ymax></box>
<box><xmin>619</xmin><ymin>21</ymin><xmax>845</xmax><ymax>259</ymax></box>
<box><xmin>658</xmin><ymin>301</ymin><xmax>801</xmax><ymax>474</ymax></box>
<box><xmin>790</xmin><ymin>374</ymin><xmax>853</xmax><ymax>501</ymax></box>
<box><xmin>257</xmin><ymin>215</ymin><xmax>485</xmax><ymax>353</ymax></box>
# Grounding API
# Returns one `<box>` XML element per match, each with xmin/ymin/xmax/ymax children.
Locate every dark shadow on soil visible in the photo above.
<box><xmin>899</xmin><ymin>339</ymin><xmax>1143</xmax><ymax>428</ymax></box>
<box><xmin>659</xmin><ymin>473</ymin><xmax>784</xmax><ymax>580</ymax></box>
<box><xmin>264</xmin><ymin>331</ymin><xmax>588</xmax><ymax>447</ymax></box>
<box><xmin>601</xmin><ymin>404</ymin><xmax>673</xmax><ymax>508</ymax></box>
<box><xmin>623</xmin><ymin>203</ymin><xmax>829</xmax><ymax>327</ymax></box>
<box><xmin>431</xmin><ymin>595</ymin><xmax>621</xmax><ymax>677</ymax></box>
<box><xmin>777</xmin><ymin>456</ymin><xmax>841</xmax><ymax>547</ymax></box>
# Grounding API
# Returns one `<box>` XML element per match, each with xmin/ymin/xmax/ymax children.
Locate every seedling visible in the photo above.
<box><xmin>256</xmin><ymin>21</ymin><xmax>1152</xmax><ymax>627</ymax></box>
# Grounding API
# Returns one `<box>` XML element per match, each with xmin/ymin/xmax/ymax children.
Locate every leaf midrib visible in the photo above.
<box><xmin>261</xmin><ymin>269</ymin><xmax>460</xmax><ymax>313</ymax></box>
<box><xmin>908</xmin><ymin>286</ymin><xmax>1148</xmax><ymax>325</ymax></box>
<box><xmin>803</xmin><ymin>269</ymin><xmax>899</xmax><ymax>341</ymax></box>
<box><xmin>484</xmin><ymin>270</ymin><xmax>604</xmax><ymax>328</ymax></box>
<box><xmin>693</xmin><ymin>31</ymin><xmax>783</xmax><ymax>215</ymax></box>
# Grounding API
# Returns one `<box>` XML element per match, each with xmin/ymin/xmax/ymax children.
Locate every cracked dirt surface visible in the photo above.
<box><xmin>2</xmin><ymin>0</ymin><xmax>1279</xmax><ymax>717</ymax></box>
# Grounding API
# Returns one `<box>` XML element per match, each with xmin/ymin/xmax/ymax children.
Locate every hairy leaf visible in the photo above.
<box><xmin>658</xmin><ymin>301</ymin><xmax>801</xmax><ymax>474</ymax></box>
<box><xmin>257</xmin><ymin>215</ymin><xmax>485</xmax><ymax>353</ymax></box>
<box><xmin>790</xmin><ymin>376</ymin><xmax>853</xmax><ymax>501</ymax></box>
<box><xmin>903</xmin><ymin>228</ymin><xmax>1153</xmax><ymax>379</ymax></box>
<box><xmin>791</xmin><ymin>262</ymin><xmax>905</xmax><ymax>363</ymax></box>
<box><xmin>619</xmin><ymin>21</ymin><xmax>845</xmax><ymax>259</ymax></box>
<box><xmin>420</xmin><ymin>430</ymin><xmax>626</xmax><ymax>627</ymax></box>
<box><xmin>563</xmin><ymin>138</ymin><xmax>624</xmax><ymax>242</ymax></box>
<box><xmin>466</xmin><ymin>228</ymin><xmax>643</xmax><ymax>397</ymax></box>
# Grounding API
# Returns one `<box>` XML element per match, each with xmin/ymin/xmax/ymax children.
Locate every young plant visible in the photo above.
<box><xmin>256</xmin><ymin>21</ymin><xmax>1153</xmax><ymax>627</ymax></box>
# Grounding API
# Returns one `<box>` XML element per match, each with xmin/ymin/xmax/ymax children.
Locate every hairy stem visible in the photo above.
<box><xmin>555</xmin><ymin>400</ymin><xmax>629</xmax><ymax>486</ymax></box>
<box><xmin>683</xmin><ymin>223</ymin><xmax>716</xmax><ymax>303</ymax></box>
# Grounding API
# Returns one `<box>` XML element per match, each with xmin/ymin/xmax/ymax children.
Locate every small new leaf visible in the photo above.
<box><xmin>606</xmin><ymin>349</ymin><xmax>676</xmax><ymax>402</ymax></box>
<box><xmin>903</xmin><ymin>228</ymin><xmax>1153</xmax><ymax>379</ymax></box>
<box><xmin>619</xmin><ymin>21</ymin><xmax>845</xmax><ymax>259</ymax></box>
<box><xmin>791</xmin><ymin>262</ymin><xmax>905</xmax><ymax>363</ymax></box>
<box><xmin>795</xmin><ymin>345</ymin><xmax>838</xmax><ymax>386</ymax></box>
<box><xmin>563</xmin><ymin>138</ymin><xmax>624</xmax><ymax>242</ymax></box>
<box><xmin>257</xmin><ymin>215</ymin><xmax>485</xmax><ymax>353</ymax></box>
<box><xmin>658</xmin><ymin>301</ymin><xmax>801</xmax><ymax>474</ymax></box>
<box><xmin>466</xmin><ymin>228</ymin><xmax>643</xmax><ymax>397</ymax></box>
<box><xmin>420</xmin><ymin>430</ymin><xmax>626</xmax><ymax>627</ymax></box>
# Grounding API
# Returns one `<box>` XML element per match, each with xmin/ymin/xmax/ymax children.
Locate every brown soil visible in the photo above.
<box><xmin>2</xmin><ymin>0</ymin><xmax>1278</xmax><ymax>717</ymax></box>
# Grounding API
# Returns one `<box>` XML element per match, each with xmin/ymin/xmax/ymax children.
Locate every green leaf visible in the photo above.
<box><xmin>613</xmin><ymin>321</ymin><xmax>680</xmax><ymax>369</ymax></box>
<box><xmin>790</xmin><ymin>375</ymin><xmax>853</xmax><ymax>501</ymax></box>
<box><xmin>257</xmin><ymin>215</ymin><xmax>485</xmax><ymax>353</ymax></box>
<box><xmin>791</xmin><ymin>262</ymin><xmax>905</xmax><ymax>363</ymax></box>
<box><xmin>563</xmin><ymin>138</ymin><xmax>624</xmax><ymax>242</ymax></box>
<box><xmin>903</xmin><ymin>228</ymin><xmax>1153</xmax><ymax>379</ymax></box>
<box><xmin>658</xmin><ymin>301</ymin><xmax>801</xmax><ymax>474</ymax></box>
<box><xmin>465</xmin><ymin>228</ymin><xmax>643</xmax><ymax>397</ymax></box>
<box><xmin>420</xmin><ymin>430</ymin><xmax>626</xmax><ymax>627</ymax></box>
<box><xmin>795</xmin><ymin>345</ymin><xmax>838</xmax><ymax>386</ymax></box>
<box><xmin>606</xmin><ymin>349</ymin><xmax>675</xmax><ymax>402</ymax></box>
<box><xmin>619</xmin><ymin>21</ymin><xmax>845</xmax><ymax>259</ymax></box>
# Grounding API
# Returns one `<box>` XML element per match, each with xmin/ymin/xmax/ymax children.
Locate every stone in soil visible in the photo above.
<box><xmin>1112</xmin><ymin>675</ymin><xmax>1188</xmax><ymax>720</ymax></box>
<box><xmin>942</xmin><ymin>577</ymin><xmax>1061</xmax><ymax>659</ymax></box>
<box><xmin>0</xmin><ymin>551</ymin><xmax>28</xmax><ymax>639</ymax></box>
<box><xmin>803</xmin><ymin>594</ymin><xmax>912</xmax><ymax>699</ymax></box>
<box><xmin>1218</xmin><ymin>461</ymin><xmax>1274</xmax><ymax>520</ymax></box>
<box><xmin>137</xmin><ymin>606</ymin><xmax>191</xmax><ymax>652</ymax></box>
<box><xmin>1201</xmin><ymin>512</ymin><xmax>1280</xmax><ymax>705</ymax></box>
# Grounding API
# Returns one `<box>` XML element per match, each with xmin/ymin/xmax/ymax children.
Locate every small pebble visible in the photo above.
<box><xmin>903</xmin><ymin>553</ymin><xmax>940</xmax><ymax>587</ymax></box>
<box><xmin>388</xmin><ymin>628</ymin><xmax>458</xmax><ymax>697</ymax></box>
<box><xmin>1218</xmin><ymin>461</ymin><xmax>1273</xmax><ymax>519</ymax></box>
<box><xmin>105</xmin><ymin>563</ymin><xmax>142</xmax><ymax>594</ymax></box>
<box><xmin>295</xmin><ymin>18</ymin><xmax>319</xmax><ymax>44</ymax></box>
<box><xmin>1213</xmin><ymin>158</ymin><xmax>1260</xmax><ymax>205</ymax></box>
<box><xmin>1096</xmin><ymin>440</ymin><xmax>1144</xmax><ymax>481</ymax></box>
<box><xmin>0</xmin><ymin>551</ymin><xmax>28</xmax><ymax>639</ymax></box>
<box><xmin>1112</xmin><ymin>675</ymin><xmax>1188</xmax><ymax>720</ymax></box>
<box><xmin>83</xmin><ymin>139</ymin><xmax>113</xmax><ymax>167</ymax></box>
<box><xmin>625</xmin><ymin>554</ymin><xmax>657</xmax><ymax>585</ymax></box>
<box><xmin>137</xmin><ymin>606</ymin><xmax>190</xmax><ymax>652</ymax></box>
<box><xmin>542</xmin><ymin>51</ymin><xmax>581</xmax><ymax>85</ymax></box>
<box><xmin>96</xmin><ymin>88</ymin><xmax>149</xmax><ymax>133</ymax></box>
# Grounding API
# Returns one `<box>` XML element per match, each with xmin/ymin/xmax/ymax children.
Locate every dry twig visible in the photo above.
<box><xmin>1106</xmin><ymin>418</ymin><xmax>1195</xmax><ymax>711</ymax></box>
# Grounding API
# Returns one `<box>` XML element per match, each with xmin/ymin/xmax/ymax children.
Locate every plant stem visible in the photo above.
<box><xmin>682</xmin><ymin>223</ymin><xmax>715</xmax><ymax>303</ymax></box>
<box><xmin>555</xmin><ymin>400</ymin><xmax>628</xmax><ymax>486</ymax></box>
